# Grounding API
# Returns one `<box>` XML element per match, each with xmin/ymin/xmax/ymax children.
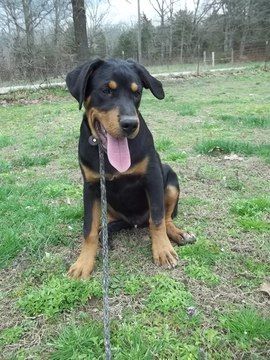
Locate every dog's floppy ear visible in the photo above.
<box><xmin>127</xmin><ymin>59</ymin><xmax>164</xmax><ymax>100</ymax></box>
<box><xmin>66</xmin><ymin>58</ymin><xmax>104</xmax><ymax>109</ymax></box>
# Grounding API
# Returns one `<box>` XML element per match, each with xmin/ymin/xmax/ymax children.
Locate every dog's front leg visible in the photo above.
<box><xmin>145</xmin><ymin>169</ymin><xmax>178</xmax><ymax>268</ymax></box>
<box><xmin>68</xmin><ymin>183</ymin><xmax>100</xmax><ymax>279</ymax></box>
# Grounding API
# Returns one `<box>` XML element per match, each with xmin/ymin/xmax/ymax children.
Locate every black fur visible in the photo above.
<box><xmin>66</xmin><ymin>58</ymin><xmax>179</xmax><ymax>246</ymax></box>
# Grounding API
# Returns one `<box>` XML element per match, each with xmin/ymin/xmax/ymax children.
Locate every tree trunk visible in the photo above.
<box><xmin>53</xmin><ymin>0</ymin><xmax>60</xmax><ymax>46</ymax></box>
<box><xmin>21</xmin><ymin>0</ymin><xmax>34</xmax><ymax>78</ymax></box>
<box><xmin>180</xmin><ymin>27</ymin><xmax>184</xmax><ymax>63</ymax></box>
<box><xmin>137</xmin><ymin>0</ymin><xmax>142</xmax><ymax>63</ymax></box>
<box><xmin>71</xmin><ymin>0</ymin><xmax>89</xmax><ymax>62</ymax></box>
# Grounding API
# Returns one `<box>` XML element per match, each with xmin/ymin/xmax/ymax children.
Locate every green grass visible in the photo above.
<box><xmin>0</xmin><ymin>178</ymin><xmax>82</xmax><ymax>267</ymax></box>
<box><xmin>155</xmin><ymin>137</ymin><xmax>174</xmax><ymax>151</ymax></box>
<box><xmin>1</xmin><ymin>68</ymin><xmax>270</xmax><ymax>359</ymax></box>
<box><xmin>0</xmin><ymin>135</ymin><xmax>13</xmax><ymax>148</ymax></box>
<box><xmin>0</xmin><ymin>326</ymin><xmax>24</xmax><ymax>347</ymax></box>
<box><xmin>11</xmin><ymin>154</ymin><xmax>52</xmax><ymax>168</ymax></box>
<box><xmin>50</xmin><ymin>322</ymin><xmax>104</xmax><ymax>360</ymax></box>
<box><xmin>146</xmin><ymin>274</ymin><xmax>194</xmax><ymax>314</ymax></box>
<box><xmin>220</xmin><ymin>308</ymin><xmax>270</xmax><ymax>344</ymax></box>
<box><xmin>195</xmin><ymin>139</ymin><xmax>270</xmax><ymax>161</ymax></box>
<box><xmin>185</xmin><ymin>263</ymin><xmax>220</xmax><ymax>285</ymax></box>
<box><xmin>178</xmin><ymin>240</ymin><xmax>222</xmax><ymax>266</ymax></box>
<box><xmin>18</xmin><ymin>277</ymin><xmax>102</xmax><ymax>317</ymax></box>
<box><xmin>219</xmin><ymin>114</ymin><xmax>270</xmax><ymax>127</ymax></box>
<box><xmin>231</xmin><ymin>198</ymin><xmax>270</xmax><ymax>231</ymax></box>
<box><xmin>195</xmin><ymin>139</ymin><xmax>270</xmax><ymax>160</ymax></box>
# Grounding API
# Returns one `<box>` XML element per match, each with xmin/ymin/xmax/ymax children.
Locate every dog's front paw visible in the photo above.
<box><xmin>180</xmin><ymin>232</ymin><xmax>196</xmax><ymax>244</ymax></box>
<box><xmin>68</xmin><ymin>258</ymin><xmax>94</xmax><ymax>279</ymax></box>
<box><xmin>166</xmin><ymin>222</ymin><xmax>196</xmax><ymax>245</ymax></box>
<box><xmin>152</xmin><ymin>240</ymin><xmax>178</xmax><ymax>269</ymax></box>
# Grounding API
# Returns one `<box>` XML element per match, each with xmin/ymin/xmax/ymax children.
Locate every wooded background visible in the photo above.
<box><xmin>0</xmin><ymin>0</ymin><xmax>269</xmax><ymax>83</ymax></box>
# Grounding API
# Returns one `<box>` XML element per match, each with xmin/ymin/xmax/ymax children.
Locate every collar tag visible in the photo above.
<box><xmin>88</xmin><ymin>135</ymin><xmax>98</xmax><ymax>146</ymax></box>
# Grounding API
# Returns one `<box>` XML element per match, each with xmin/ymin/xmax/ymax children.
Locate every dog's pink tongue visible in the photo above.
<box><xmin>107</xmin><ymin>133</ymin><xmax>131</xmax><ymax>172</ymax></box>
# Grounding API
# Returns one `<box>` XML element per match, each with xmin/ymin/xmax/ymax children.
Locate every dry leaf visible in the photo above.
<box><xmin>259</xmin><ymin>282</ymin><xmax>270</xmax><ymax>296</ymax></box>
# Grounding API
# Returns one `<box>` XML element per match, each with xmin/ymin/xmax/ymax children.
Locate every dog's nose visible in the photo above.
<box><xmin>120</xmin><ymin>116</ymin><xmax>138</xmax><ymax>135</ymax></box>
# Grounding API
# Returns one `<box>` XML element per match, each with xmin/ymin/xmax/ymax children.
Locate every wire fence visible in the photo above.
<box><xmin>0</xmin><ymin>44</ymin><xmax>269</xmax><ymax>88</ymax></box>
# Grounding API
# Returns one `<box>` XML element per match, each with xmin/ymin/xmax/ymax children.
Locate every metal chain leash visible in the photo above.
<box><xmin>98</xmin><ymin>143</ymin><xmax>112</xmax><ymax>360</ymax></box>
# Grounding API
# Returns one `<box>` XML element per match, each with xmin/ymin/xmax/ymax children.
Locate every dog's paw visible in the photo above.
<box><xmin>68</xmin><ymin>259</ymin><xmax>94</xmax><ymax>279</ymax></box>
<box><xmin>152</xmin><ymin>241</ymin><xmax>178</xmax><ymax>269</ymax></box>
<box><xmin>180</xmin><ymin>232</ymin><xmax>196</xmax><ymax>244</ymax></box>
<box><xmin>166</xmin><ymin>222</ymin><xmax>196</xmax><ymax>245</ymax></box>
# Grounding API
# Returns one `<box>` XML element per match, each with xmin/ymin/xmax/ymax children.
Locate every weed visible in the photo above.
<box><xmin>23</xmin><ymin>253</ymin><xmax>67</xmax><ymax>285</ymax></box>
<box><xmin>195</xmin><ymin>139</ymin><xmax>270</xmax><ymax>161</ymax></box>
<box><xmin>0</xmin><ymin>326</ymin><xmax>23</xmax><ymax>346</ymax></box>
<box><xmin>0</xmin><ymin>159</ymin><xmax>11</xmax><ymax>173</ymax></box>
<box><xmin>185</xmin><ymin>262</ymin><xmax>220</xmax><ymax>285</ymax></box>
<box><xmin>165</xmin><ymin>150</ymin><xmax>187</xmax><ymax>162</ymax></box>
<box><xmin>12</xmin><ymin>154</ymin><xmax>51</xmax><ymax>168</ymax></box>
<box><xmin>0</xmin><ymin>135</ymin><xmax>13</xmax><ymax>149</ymax></box>
<box><xmin>231</xmin><ymin>198</ymin><xmax>270</xmax><ymax>232</ymax></box>
<box><xmin>219</xmin><ymin>114</ymin><xmax>270</xmax><ymax>127</ymax></box>
<box><xmin>177</xmin><ymin>103</ymin><xmax>197</xmax><ymax>116</ymax></box>
<box><xmin>177</xmin><ymin>239</ymin><xmax>222</xmax><ymax>266</ymax></box>
<box><xmin>222</xmin><ymin>176</ymin><xmax>244</xmax><ymax>191</ymax></box>
<box><xmin>18</xmin><ymin>277</ymin><xmax>102</xmax><ymax>317</ymax></box>
<box><xmin>155</xmin><ymin>137</ymin><xmax>174</xmax><ymax>152</ymax></box>
<box><xmin>146</xmin><ymin>274</ymin><xmax>193</xmax><ymax>314</ymax></box>
<box><xmin>231</xmin><ymin>198</ymin><xmax>270</xmax><ymax>217</ymax></box>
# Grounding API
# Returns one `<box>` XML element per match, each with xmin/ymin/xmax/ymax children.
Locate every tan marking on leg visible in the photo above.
<box><xmin>80</xmin><ymin>163</ymin><xmax>100</xmax><ymax>183</ymax></box>
<box><xmin>108</xmin><ymin>208</ymin><xmax>121</xmax><ymax>223</ymax></box>
<box><xmin>150</xmin><ymin>217</ymin><xmax>178</xmax><ymax>268</ymax></box>
<box><xmin>68</xmin><ymin>201</ymin><xmax>100</xmax><ymax>279</ymax></box>
<box><xmin>165</xmin><ymin>185</ymin><xmax>196</xmax><ymax>245</ymax></box>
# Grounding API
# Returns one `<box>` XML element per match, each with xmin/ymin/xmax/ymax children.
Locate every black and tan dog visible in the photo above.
<box><xmin>66</xmin><ymin>58</ymin><xmax>195</xmax><ymax>279</ymax></box>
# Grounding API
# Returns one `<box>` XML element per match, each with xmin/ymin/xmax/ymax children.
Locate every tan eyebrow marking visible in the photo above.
<box><xmin>131</xmin><ymin>82</ymin><xmax>138</xmax><ymax>92</ymax></box>
<box><xmin>108</xmin><ymin>80</ymin><xmax>117</xmax><ymax>89</ymax></box>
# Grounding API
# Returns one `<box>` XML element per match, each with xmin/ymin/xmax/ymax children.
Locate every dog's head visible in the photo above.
<box><xmin>66</xmin><ymin>58</ymin><xmax>164</xmax><ymax>172</ymax></box>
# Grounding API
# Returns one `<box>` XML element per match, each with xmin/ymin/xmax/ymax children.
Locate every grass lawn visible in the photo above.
<box><xmin>0</xmin><ymin>67</ymin><xmax>269</xmax><ymax>359</ymax></box>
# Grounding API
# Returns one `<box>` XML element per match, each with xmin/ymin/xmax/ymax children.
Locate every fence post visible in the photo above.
<box><xmin>212</xmin><ymin>52</ymin><xmax>215</xmax><ymax>67</ymax></box>
<box><xmin>231</xmin><ymin>48</ymin><xmax>234</xmax><ymax>64</ymax></box>
<box><xmin>197</xmin><ymin>44</ymin><xmax>200</xmax><ymax>75</ymax></box>
<box><xmin>203</xmin><ymin>51</ymin><xmax>206</xmax><ymax>66</ymax></box>
<box><xmin>264</xmin><ymin>40</ymin><xmax>269</xmax><ymax>70</ymax></box>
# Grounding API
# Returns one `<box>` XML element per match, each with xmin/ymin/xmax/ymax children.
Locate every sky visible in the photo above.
<box><xmin>106</xmin><ymin>0</ymin><xmax>195</xmax><ymax>25</ymax></box>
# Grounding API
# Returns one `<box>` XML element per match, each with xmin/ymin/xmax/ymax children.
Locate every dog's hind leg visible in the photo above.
<box><xmin>163</xmin><ymin>165</ymin><xmax>196</xmax><ymax>245</ymax></box>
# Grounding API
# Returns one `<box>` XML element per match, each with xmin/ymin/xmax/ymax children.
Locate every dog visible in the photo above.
<box><xmin>66</xmin><ymin>58</ymin><xmax>196</xmax><ymax>279</ymax></box>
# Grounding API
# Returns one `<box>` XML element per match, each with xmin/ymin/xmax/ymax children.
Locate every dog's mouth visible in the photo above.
<box><xmin>94</xmin><ymin>120</ymin><xmax>131</xmax><ymax>173</ymax></box>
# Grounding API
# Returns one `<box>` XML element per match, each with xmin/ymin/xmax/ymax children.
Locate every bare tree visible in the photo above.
<box><xmin>85</xmin><ymin>0</ymin><xmax>109</xmax><ymax>55</ymax></box>
<box><xmin>149</xmin><ymin>0</ymin><xmax>169</xmax><ymax>61</ymax></box>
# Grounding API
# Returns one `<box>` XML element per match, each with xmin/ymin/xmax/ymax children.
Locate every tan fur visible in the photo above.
<box><xmin>80</xmin><ymin>156</ymin><xmax>149</xmax><ymax>183</ymax></box>
<box><xmin>68</xmin><ymin>201</ymin><xmax>100</xmax><ymax>279</ymax></box>
<box><xmin>149</xmin><ymin>217</ymin><xmax>178</xmax><ymax>268</ymax></box>
<box><xmin>87</xmin><ymin>107</ymin><xmax>122</xmax><ymax>138</ymax></box>
<box><xmin>164</xmin><ymin>186</ymin><xmax>190</xmax><ymax>244</ymax></box>
<box><xmin>131</xmin><ymin>82</ymin><xmax>138</xmax><ymax>92</ymax></box>
<box><xmin>108</xmin><ymin>80</ymin><xmax>117</xmax><ymax>89</ymax></box>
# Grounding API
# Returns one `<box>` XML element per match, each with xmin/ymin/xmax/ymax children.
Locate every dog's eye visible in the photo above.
<box><xmin>102</xmin><ymin>87</ymin><xmax>112</xmax><ymax>95</ymax></box>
